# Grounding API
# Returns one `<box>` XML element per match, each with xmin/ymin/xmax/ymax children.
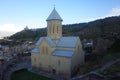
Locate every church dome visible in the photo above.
<box><xmin>46</xmin><ymin>8</ymin><xmax>63</xmax><ymax>21</ymax></box>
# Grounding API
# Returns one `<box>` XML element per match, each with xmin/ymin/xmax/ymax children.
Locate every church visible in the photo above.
<box><xmin>31</xmin><ymin>7</ymin><xmax>84</xmax><ymax>78</ymax></box>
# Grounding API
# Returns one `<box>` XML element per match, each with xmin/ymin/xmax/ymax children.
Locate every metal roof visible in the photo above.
<box><xmin>31</xmin><ymin>48</ymin><xmax>40</xmax><ymax>53</ymax></box>
<box><xmin>46</xmin><ymin>8</ymin><xmax>63</xmax><ymax>21</ymax></box>
<box><xmin>35</xmin><ymin>37</ymin><xmax>56</xmax><ymax>47</ymax></box>
<box><xmin>52</xmin><ymin>50</ymin><xmax>74</xmax><ymax>58</ymax></box>
<box><xmin>35</xmin><ymin>37</ymin><xmax>79</xmax><ymax>48</ymax></box>
<box><xmin>57</xmin><ymin>37</ymin><xmax>79</xmax><ymax>48</ymax></box>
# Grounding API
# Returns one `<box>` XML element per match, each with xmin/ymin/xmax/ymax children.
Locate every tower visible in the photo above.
<box><xmin>46</xmin><ymin>8</ymin><xmax>63</xmax><ymax>38</ymax></box>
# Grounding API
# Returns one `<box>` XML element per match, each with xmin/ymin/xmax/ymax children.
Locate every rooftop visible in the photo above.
<box><xmin>31</xmin><ymin>48</ymin><xmax>40</xmax><ymax>53</ymax></box>
<box><xmin>52</xmin><ymin>50</ymin><xmax>74</xmax><ymax>58</ymax></box>
<box><xmin>46</xmin><ymin>8</ymin><xmax>63</xmax><ymax>21</ymax></box>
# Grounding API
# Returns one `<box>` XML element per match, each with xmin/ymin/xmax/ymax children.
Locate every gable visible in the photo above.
<box><xmin>36</xmin><ymin>37</ymin><xmax>56</xmax><ymax>47</ymax></box>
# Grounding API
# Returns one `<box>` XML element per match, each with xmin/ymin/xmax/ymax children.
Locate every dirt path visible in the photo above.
<box><xmin>71</xmin><ymin>58</ymin><xmax>120</xmax><ymax>80</ymax></box>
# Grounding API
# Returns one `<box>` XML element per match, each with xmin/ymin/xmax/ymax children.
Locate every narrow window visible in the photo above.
<box><xmin>49</xmin><ymin>27</ymin><xmax>51</xmax><ymax>34</ymax></box>
<box><xmin>44</xmin><ymin>47</ymin><xmax>46</xmax><ymax>54</ymax></box>
<box><xmin>46</xmin><ymin>47</ymin><xmax>48</xmax><ymax>54</ymax></box>
<box><xmin>57</xmin><ymin>26</ymin><xmax>58</xmax><ymax>34</ymax></box>
<box><xmin>51</xmin><ymin>26</ymin><xmax>52</xmax><ymax>34</ymax></box>
<box><xmin>34</xmin><ymin>58</ymin><xmax>36</xmax><ymax>62</ymax></box>
<box><xmin>53</xmin><ymin>25</ymin><xmax>54</xmax><ymax>34</ymax></box>
<box><xmin>78</xmin><ymin>45</ymin><xmax>80</xmax><ymax>52</ymax></box>
<box><xmin>58</xmin><ymin>60</ymin><xmax>61</xmax><ymax>66</ymax></box>
<box><xmin>42</xmin><ymin>47</ymin><xmax>44</xmax><ymax>54</ymax></box>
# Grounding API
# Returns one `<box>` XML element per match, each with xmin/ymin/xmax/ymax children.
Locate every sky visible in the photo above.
<box><xmin>0</xmin><ymin>0</ymin><xmax>120</xmax><ymax>38</ymax></box>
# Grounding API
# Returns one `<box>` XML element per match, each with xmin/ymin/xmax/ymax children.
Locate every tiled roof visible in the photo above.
<box><xmin>31</xmin><ymin>48</ymin><xmax>40</xmax><ymax>53</ymax></box>
<box><xmin>46</xmin><ymin>8</ymin><xmax>63</xmax><ymax>21</ymax></box>
<box><xmin>52</xmin><ymin>50</ymin><xmax>74</xmax><ymax>58</ymax></box>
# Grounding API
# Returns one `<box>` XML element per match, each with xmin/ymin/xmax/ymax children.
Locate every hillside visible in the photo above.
<box><xmin>10</xmin><ymin>16</ymin><xmax>120</xmax><ymax>40</ymax></box>
<box><xmin>8</xmin><ymin>16</ymin><xmax>120</xmax><ymax>53</ymax></box>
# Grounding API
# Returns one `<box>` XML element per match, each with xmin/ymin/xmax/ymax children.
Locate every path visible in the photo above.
<box><xmin>71</xmin><ymin>58</ymin><xmax>120</xmax><ymax>80</ymax></box>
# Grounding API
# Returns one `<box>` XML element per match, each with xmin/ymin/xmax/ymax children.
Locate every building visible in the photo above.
<box><xmin>31</xmin><ymin>8</ymin><xmax>84</xmax><ymax>78</ymax></box>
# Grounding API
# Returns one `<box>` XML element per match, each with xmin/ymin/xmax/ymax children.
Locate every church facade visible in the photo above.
<box><xmin>31</xmin><ymin>8</ymin><xmax>84</xmax><ymax>78</ymax></box>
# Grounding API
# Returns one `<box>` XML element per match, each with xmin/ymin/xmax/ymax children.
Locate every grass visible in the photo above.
<box><xmin>11</xmin><ymin>69</ymin><xmax>54</xmax><ymax>80</ymax></box>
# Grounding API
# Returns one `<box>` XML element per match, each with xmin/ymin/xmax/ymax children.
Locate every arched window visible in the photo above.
<box><xmin>51</xmin><ymin>26</ymin><xmax>52</xmax><ymax>34</ymax></box>
<box><xmin>58</xmin><ymin>60</ymin><xmax>61</xmax><ymax>66</ymax></box>
<box><xmin>34</xmin><ymin>58</ymin><xmax>36</xmax><ymax>62</ymax></box>
<box><xmin>78</xmin><ymin>45</ymin><xmax>80</xmax><ymax>52</ymax></box>
<box><xmin>57</xmin><ymin>26</ymin><xmax>58</xmax><ymax>34</ymax></box>
<box><xmin>46</xmin><ymin>47</ymin><xmax>48</xmax><ymax>54</ymax></box>
<box><xmin>42</xmin><ymin>47</ymin><xmax>44</xmax><ymax>54</ymax></box>
<box><xmin>49</xmin><ymin>27</ymin><xmax>51</xmax><ymax>34</ymax></box>
<box><xmin>42</xmin><ymin>46</ymin><xmax>48</xmax><ymax>54</ymax></box>
<box><xmin>53</xmin><ymin>25</ymin><xmax>54</xmax><ymax>34</ymax></box>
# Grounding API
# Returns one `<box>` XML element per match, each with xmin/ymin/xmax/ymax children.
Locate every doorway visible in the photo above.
<box><xmin>52</xmin><ymin>69</ymin><xmax>56</xmax><ymax>74</ymax></box>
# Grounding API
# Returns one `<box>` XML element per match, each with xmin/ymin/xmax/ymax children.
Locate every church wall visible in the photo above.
<box><xmin>31</xmin><ymin>53</ymin><xmax>39</xmax><ymax>70</ymax></box>
<box><xmin>71</xmin><ymin>39</ymin><xmax>85</xmax><ymax>75</ymax></box>
<box><xmin>51</xmin><ymin>56</ymin><xmax>71</xmax><ymax>78</ymax></box>
<box><xmin>31</xmin><ymin>7</ymin><xmax>85</xmax><ymax>79</ymax></box>
<box><xmin>47</xmin><ymin>20</ymin><xmax>62</xmax><ymax>38</ymax></box>
<box><xmin>39</xmin><ymin>39</ymin><xmax>56</xmax><ymax>55</ymax></box>
<box><xmin>38</xmin><ymin>39</ymin><xmax>56</xmax><ymax>70</ymax></box>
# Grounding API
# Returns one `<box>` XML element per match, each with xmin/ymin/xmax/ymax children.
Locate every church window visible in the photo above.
<box><xmin>34</xmin><ymin>58</ymin><xmax>36</xmax><ymax>62</ymax></box>
<box><xmin>78</xmin><ymin>45</ymin><xmax>80</xmax><ymax>52</ymax></box>
<box><xmin>51</xmin><ymin>26</ymin><xmax>52</xmax><ymax>34</ymax></box>
<box><xmin>42</xmin><ymin>47</ymin><xmax>44</xmax><ymax>54</ymax></box>
<box><xmin>42</xmin><ymin>46</ymin><xmax>48</xmax><ymax>54</ymax></box>
<box><xmin>46</xmin><ymin>47</ymin><xmax>48</xmax><ymax>54</ymax></box>
<box><xmin>57</xmin><ymin>26</ymin><xmax>58</xmax><ymax>34</ymax></box>
<box><xmin>58</xmin><ymin>60</ymin><xmax>61</xmax><ymax>66</ymax></box>
<box><xmin>53</xmin><ymin>25</ymin><xmax>54</xmax><ymax>33</ymax></box>
<box><xmin>49</xmin><ymin>27</ymin><xmax>51</xmax><ymax>34</ymax></box>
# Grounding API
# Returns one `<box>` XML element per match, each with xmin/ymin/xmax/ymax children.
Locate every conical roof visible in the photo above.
<box><xmin>46</xmin><ymin>8</ymin><xmax>63</xmax><ymax>21</ymax></box>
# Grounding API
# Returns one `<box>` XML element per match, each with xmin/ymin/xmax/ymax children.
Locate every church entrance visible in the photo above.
<box><xmin>52</xmin><ymin>69</ymin><xmax>56</xmax><ymax>74</ymax></box>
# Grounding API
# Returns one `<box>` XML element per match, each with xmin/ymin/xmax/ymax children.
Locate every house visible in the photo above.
<box><xmin>31</xmin><ymin>7</ymin><xmax>84</xmax><ymax>78</ymax></box>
